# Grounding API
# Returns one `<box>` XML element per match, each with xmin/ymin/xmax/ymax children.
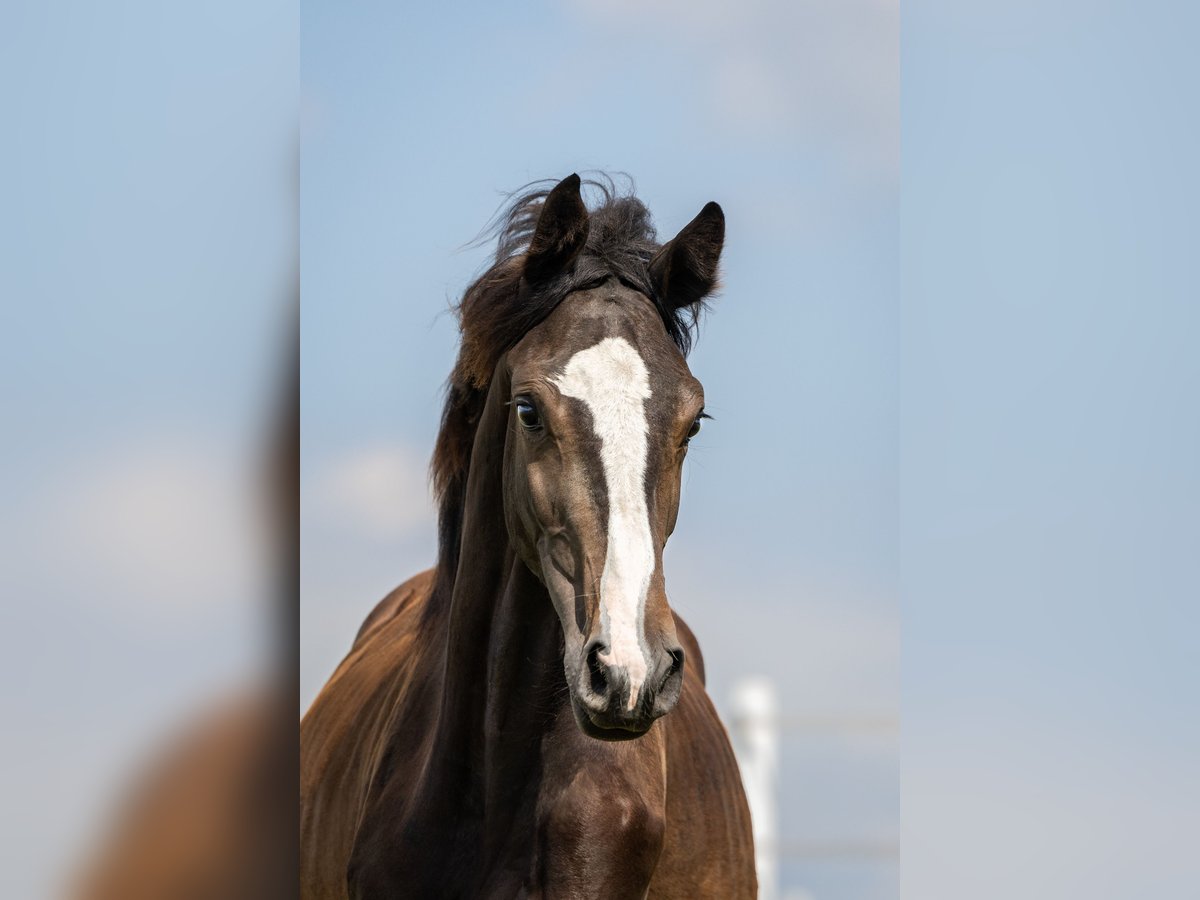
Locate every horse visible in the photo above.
<box><xmin>300</xmin><ymin>174</ymin><xmax>756</xmax><ymax>899</ymax></box>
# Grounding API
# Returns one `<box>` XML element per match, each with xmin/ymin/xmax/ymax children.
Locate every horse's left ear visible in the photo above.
<box><xmin>524</xmin><ymin>173</ymin><xmax>591</xmax><ymax>284</ymax></box>
<box><xmin>649</xmin><ymin>201</ymin><xmax>725</xmax><ymax>310</ymax></box>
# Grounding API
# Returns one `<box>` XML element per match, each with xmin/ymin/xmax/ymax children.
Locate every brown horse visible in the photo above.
<box><xmin>301</xmin><ymin>175</ymin><xmax>756</xmax><ymax>899</ymax></box>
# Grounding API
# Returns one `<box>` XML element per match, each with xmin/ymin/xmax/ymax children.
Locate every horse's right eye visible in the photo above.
<box><xmin>515</xmin><ymin>399</ymin><xmax>542</xmax><ymax>431</ymax></box>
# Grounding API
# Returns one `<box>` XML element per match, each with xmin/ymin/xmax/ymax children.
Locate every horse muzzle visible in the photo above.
<box><xmin>570</xmin><ymin>639</ymin><xmax>685</xmax><ymax>739</ymax></box>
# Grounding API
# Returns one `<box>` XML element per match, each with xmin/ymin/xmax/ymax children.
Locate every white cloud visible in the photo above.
<box><xmin>4</xmin><ymin>438</ymin><xmax>264</xmax><ymax>620</ymax></box>
<box><xmin>308</xmin><ymin>443</ymin><xmax>436</xmax><ymax>541</ymax></box>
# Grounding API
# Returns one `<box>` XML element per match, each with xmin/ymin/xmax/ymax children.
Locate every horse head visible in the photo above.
<box><xmin>494</xmin><ymin>175</ymin><xmax>725</xmax><ymax>739</ymax></box>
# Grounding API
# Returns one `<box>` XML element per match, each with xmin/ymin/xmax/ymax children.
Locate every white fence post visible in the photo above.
<box><xmin>732</xmin><ymin>677</ymin><xmax>779</xmax><ymax>900</ymax></box>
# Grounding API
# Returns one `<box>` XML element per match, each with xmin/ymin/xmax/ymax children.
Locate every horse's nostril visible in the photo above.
<box><xmin>669</xmin><ymin>647</ymin><xmax>685</xmax><ymax>672</ymax></box>
<box><xmin>586</xmin><ymin>642</ymin><xmax>609</xmax><ymax>697</ymax></box>
<box><xmin>649</xmin><ymin>646</ymin><xmax>687</xmax><ymax>720</ymax></box>
<box><xmin>665</xmin><ymin>647</ymin><xmax>685</xmax><ymax>683</ymax></box>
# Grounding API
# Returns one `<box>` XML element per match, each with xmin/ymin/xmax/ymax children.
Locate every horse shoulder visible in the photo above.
<box><xmin>352</xmin><ymin>567</ymin><xmax>436</xmax><ymax>647</ymax></box>
<box><xmin>302</xmin><ymin>568</ymin><xmax>437</xmax><ymax>760</ymax></box>
<box><xmin>300</xmin><ymin>569</ymin><xmax>440</xmax><ymax>900</ymax></box>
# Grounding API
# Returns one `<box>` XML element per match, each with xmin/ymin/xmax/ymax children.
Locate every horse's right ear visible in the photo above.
<box><xmin>524</xmin><ymin>174</ymin><xmax>590</xmax><ymax>283</ymax></box>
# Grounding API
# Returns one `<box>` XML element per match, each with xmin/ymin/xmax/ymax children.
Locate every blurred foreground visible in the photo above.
<box><xmin>1</xmin><ymin>3</ymin><xmax>297</xmax><ymax>896</ymax></box>
<box><xmin>70</xmin><ymin>325</ymin><xmax>298</xmax><ymax>900</ymax></box>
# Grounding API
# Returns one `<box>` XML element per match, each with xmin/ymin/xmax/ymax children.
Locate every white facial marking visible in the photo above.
<box><xmin>552</xmin><ymin>336</ymin><xmax>654</xmax><ymax>711</ymax></box>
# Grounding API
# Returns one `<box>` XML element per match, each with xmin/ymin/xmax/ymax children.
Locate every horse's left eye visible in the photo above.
<box><xmin>515</xmin><ymin>399</ymin><xmax>542</xmax><ymax>431</ymax></box>
<box><xmin>686</xmin><ymin>417</ymin><xmax>703</xmax><ymax>441</ymax></box>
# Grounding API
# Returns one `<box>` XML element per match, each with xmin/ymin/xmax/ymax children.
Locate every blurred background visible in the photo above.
<box><xmin>300</xmin><ymin>2</ymin><xmax>898</xmax><ymax>899</ymax></box>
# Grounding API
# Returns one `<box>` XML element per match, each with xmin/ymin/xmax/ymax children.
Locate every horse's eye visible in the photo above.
<box><xmin>686</xmin><ymin>417</ymin><xmax>703</xmax><ymax>441</ymax></box>
<box><xmin>515</xmin><ymin>399</ymin><xmax>542</xmax><ymax>431</ymax></box>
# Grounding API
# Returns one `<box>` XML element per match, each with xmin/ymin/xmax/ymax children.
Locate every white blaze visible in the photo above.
<box><xmin>552</xmin><ymin>336</ymin><xmax>654</xmax><ymax>710</ymax></box>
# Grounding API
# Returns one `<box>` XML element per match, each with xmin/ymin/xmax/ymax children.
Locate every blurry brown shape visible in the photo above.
<box><xmin>76</xmin><ymin>692</ymin><xmax>282</xmax><ymax>900</ymax></box>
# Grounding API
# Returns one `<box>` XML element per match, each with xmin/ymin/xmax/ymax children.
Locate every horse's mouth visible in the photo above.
<box><xmin>569</xmin><ymin>696</ymin><xmax>655</xmax><ymax>742</ymax></box>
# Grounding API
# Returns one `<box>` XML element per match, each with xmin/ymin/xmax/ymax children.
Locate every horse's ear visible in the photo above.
<box><xmin>649</xmin><ymin>201</ymin><xmax>725</xmax><ymax>310</ymax></box>
<box><xmin>524</xmin><ymin>173</ymin><xmax>590</xmax><ymax>283</ymax></box>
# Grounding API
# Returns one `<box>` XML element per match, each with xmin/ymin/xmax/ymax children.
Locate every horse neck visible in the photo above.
<box><xmin>429</xmin><ymin>368</ymin><xmax>564</xmax><ymax>817</ymax></box>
